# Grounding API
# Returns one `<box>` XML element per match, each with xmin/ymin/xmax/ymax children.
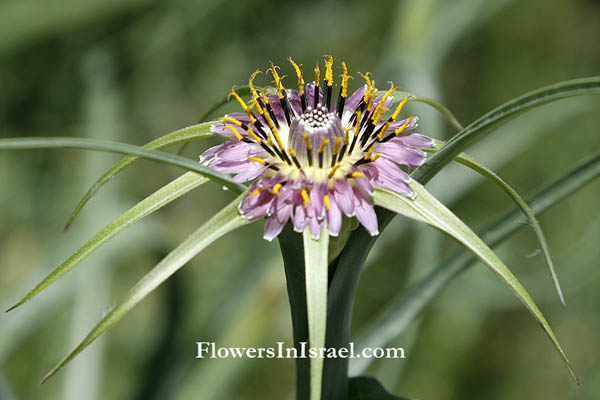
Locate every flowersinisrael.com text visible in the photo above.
<box><xmin>196</xmin><ymin>342</ymin><xmax>405</xmax><ymax>360</ymax></box>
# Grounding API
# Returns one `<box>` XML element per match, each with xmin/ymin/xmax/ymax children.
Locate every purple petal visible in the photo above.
<box><xmin>354</xmin><ymin>191</ymin><xmax>379</xmax><ymax>235</ymax></box>
<box><xmin>327</xmin><ymin>194</ymin><xmax>342</xmax><ymax>236</ymax></box>
<box><xmin>375</xmin><ymin>142</ymin><xmax>427</xmax><ymax>168</ymax></box>
<box><xmin>292</xmin><ymin>204</ymin><xmax>308</xmax><ymax>232</ymax></box>
<box><xmin>391</xmin><ymin>132</ymin><xmax>433</xmax><ymax>148</ymax></box>
<box><xmin>333</xmin><ymin>179</ymin><xmax>356</xmax><ymax>216</ymax></box>
<box><xmin>264</xmin><ymin>215</ymin><xmax>286</xmax><ymax>241</ymax></box>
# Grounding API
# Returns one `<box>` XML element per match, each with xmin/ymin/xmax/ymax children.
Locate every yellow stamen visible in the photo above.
<box><xmin>377</xmin><ymin>96</ymin><xmax>410</xmax><ymax>140</ymax></box>
<box><xmin>269</xmin><ymin>61</ymin><xmax>285</xmax><ymax>99</ymax></box>
<box><xmin>394</xmin><ymin>116</ymin><xmax>414</xmax><ymax>136</ymax></box>
<box><xmin>301</xmin><ymin>189</ymin><xmax>311</xmax><ymax>206</ymax></box>
<box><xmin>249</xmin><ymin>188</ymin><xmax>263</xmax><ymax>198</ymax></box>
<box><xmin>249</xmin><ymin>69</ymin><xmax>262</xmax><ymax>100</ymax></box>
<box><xmin>288</xmin><ymin>147</ymin><xmax>296</xmax><ymax>157</ymax></box>
<box><xmin>230</xmin><ymin>89</ymin><xmax>257</xmax><ymax>124</ymax></box>
<box><xmin>324</xmin><ymin>55</ymin><xmax>334</xmax><ymax>86</ymax></box>
<box><xmin>351</xmin><ymin>171</ymin><xmax>365</xmax><ymax>178</ymax></box>
<box><xmin>391</xmin><ymin>96</ymin><xmax>410</xmax><ymax>120</ymax></box>
<box><xmin>261</xmin><ymin>90</ymin><xmax>270</xmax><ymax>104</ymax></box>
<box><xmin>218</xmin><ymin>116</ymin><xmax>242</xmax><ymax>126</ymax></box>
<box><xmin>288</xmin><ymin>58</ymin><xmax>305</xmax><ymax>96</ymax></box>
<box><xmin>272</xmin><ymin>183</ymin><xmax>283</xmax><ymax>194</ymax></box>
<box><xmin>224</xmin><ymin>125</ymin><xmax>244</xmax><ymax>141</ymax></box>
<box><xmin>318</xmin><ymin>138</ymin><xmax>330</xmax><ymax>154</ymax></box>
<box><xmin>342</xmin><ymin>128</ymin><xmax>350</xmax><ymax>145</ymax></box>
<box><xmin>370</xmin><ymin>154</ymin><xmax>380</xmax><ymax>162</ymax></box>
<box><xmin>332</xmin><ymin>137</ymin><xmax>343</xmax><ymax>155</ymax></box>
<box><xmin>328</xmin><ymin>164</ymin><xmax>340</xmax><ymax>178</ymax></box>
<box><xmin>364</xmin><ymin>144</ymin><xmax>375</xmax><ymax>160</ymax></box>
<box><xmin>248</xmin><ymin>156</ymin><xmax>267</xmax><ymax>165</ymax></box>
<box><xmin>340</xmin><ymin>61</ymin><xmax>349</xmax><ymax>98</ymax></box>
<box><xmin>314</xmin><ymin>63</ymin><xmax>321</xmax><ymax>87</ymax></box>
<box><xmin>246</xmin><ymin>127</ymin><xmax>262</xmax><ymax>144</ymax></box>
<box><xmin>302</xmin><ymin>133</ymin><xmax>312</xmax><ymax>150</ymax></box>
<box><xmin>324</xmin><ymin>194</ymin><xmax>330</xmax><ymax>211</ymax></box>
<box><xmin>371</xmin><ymin>82</ymin><xmax>396</xmax><ymax>125</ymax></box>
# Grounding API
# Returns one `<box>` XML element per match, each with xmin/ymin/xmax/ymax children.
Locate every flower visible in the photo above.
<box><xmin>201</xmin><ymin>56</ymin><xmax>434</xmax><ymax>240</ymax></box>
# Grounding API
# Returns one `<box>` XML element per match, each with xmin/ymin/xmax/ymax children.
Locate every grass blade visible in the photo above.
<box><xmin>372</xmin><ymin>182</ymin><xmax>578</xmax><ymax>383</ymax></box>
<box><xmin>0</xmin><ymin>137</ymin><xmax>246</xmax><ymax>194</ymax></box>
<box><xmin>303</xmin><ymin>225</ymin><xmax>329</xmax><ymax>400</ymax></box>
<box><xmin>39</xmin><ymin>193</ymin><xmax>250</xmax><ymax>384</ymax></box>
<box><xmin>354</xmin><ymin>151</ymin><xmax>600</xmax><ymax>376</ymax></box>
<box><xmin>6</xmin><ymin>172</ymin><xmax>207</xmax><ymax>312</ymax></box>
<box><xmin>427</xmin><ymin>139</ymin><xmax>565</xmax><ymax>306</ymax></box>
<box><xmin>64</xmin><ymin>122</ymin><xmax>215</xmax><ymax>230</ymax></box>
<box><xmin>414</xmin><ymin>76</ymin><xmax>600</xmax><ymax>182</ymax></box>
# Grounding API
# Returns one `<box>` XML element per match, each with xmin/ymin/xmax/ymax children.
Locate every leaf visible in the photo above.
<box><xmin>371</xmin><ymin>181</ymin><xmax>578</xmax><ymax>384</ymax></box>
<box><xmin>303</xmin><ymin>225</ymin><xmax>329</xmax><ymax>400</ymax></box>
<box><xmin>348</xmin><ymin>377</ymin><xmax>410</xmax><ymax>400</ymax></box>
<box><xmin>0</xmin><ymin>137</ymin><xmax>246</xmax><ymax>194</ymax></box>
<box><xmin>64</xmin><ymin>122</ymin><xmax>216</xmax><ymax>230</ymax></box>
<box><xmin>353</xmin><ymin>151</ymin><xmax>600</xmax><ymax>376</ymax></box>
<box><xmin>414</xmin><ymin>76</ymin><xmax>600</xmax><ymax>183</ymax></box>
<box><xmin>39</xmin><ymin>193</ymin><xmax>250</xmax><ymax>384</ymax></box>
<box><xmin>6</xmin><ymin>172</ymin><xmax>207</xmax><ymax>312</ymax></box>
<box><xmin>427</xmin><ymin>139</ymin><xmax>565</xmax><ymax>305</ymax></box>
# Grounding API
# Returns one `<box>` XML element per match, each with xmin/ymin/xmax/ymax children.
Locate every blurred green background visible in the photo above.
<box><xmin>1</xmin><ymin>0</ymin><xmax>599</xmax><ymax>399</ymax></box>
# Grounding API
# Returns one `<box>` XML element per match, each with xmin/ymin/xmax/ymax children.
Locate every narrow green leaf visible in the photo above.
<box><xmin>372</xmin><ymin>181</ymin><xmax>578</xmax><ymax>384</ymax></box>
<box><xmin>6</xmin><ymin>172</ymin><xmax>207</xmax><ymax>312</ymax></box>
<box><xmin>40</xmin><ymin>193</ymin><xmax>250</xmax><ymax>384</ymax></box>
<box><xmin>64</xmin><ymin>122</ymin><xmax>216</xmax><ymax>230</ymax></box>
<box><xmin>427</xmin><ymin>139</ymin><xmax>565</xmax><ymax>306</ymax></box>
<box><xmin>354</xmin><ymin>151</ymin><xmax>600</xmax><ymax>376</ymax></box>
<box><xmin>303</xmin><ymin>225</ymin><xmax>329</xmax><ymax>400</ymax></box>
<box><xmin>0</xmin><ymin>137</ymin><xmax>246</xmax><ymax>194</ymax></box>
<box><xmin>414</xmin><ymin>76</ymin><xmax>600</xmax><ymax>182</ymax></box>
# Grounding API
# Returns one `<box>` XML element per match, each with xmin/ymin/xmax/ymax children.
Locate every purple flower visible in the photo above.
<box><xmin>201</xmin><ymin>57</ymin><xmax>434</xmax><ymax>240</ymax></box>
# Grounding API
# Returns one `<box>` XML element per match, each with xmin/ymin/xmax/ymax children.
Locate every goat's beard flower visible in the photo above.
<box><xmin>201</xmin><ymin>57</ymin><xmax>434</xmax><ymax>240</ymax></box>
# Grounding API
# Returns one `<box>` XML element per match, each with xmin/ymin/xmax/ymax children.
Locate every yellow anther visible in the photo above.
<box><xmin>288</xmin><ymin>147</ymin><xmax>296</xmax><ymax>157</ymax></box>
<box><xmin>249</xmin><ymin>69</ymin><xmax>262</xmax><ymax>99</ymax></box>
<box><xmin>351</xmin><ymin>171</ymin><xmax>365</xmax><ymax>179</ymax></box>
<box><xmin>230</xmin><ymin>89</ymin><xmax>256</xmax><ymax>124</ymax></box>
<box><xmin>391</xmin><ymin>96</ymin><xmax>411</xmax><ymax>120</ymax></box>
<box><xmin>248</xmin><ymin>98</ymin><xmax>265</xmax><ymax>115</ymax></box>
<box><xmin>324</xmin><ymin>194</ymin><xmax>330</xmax><ymax>211</ymax></box>
<box><xmin>333</xmin><ymin>137</ymin><xmax>343</xmax><ymax>155</ymax></box>
<box><xmin>249</xmin><ymin>188</ymin><xmax>263</xmax><ymax>198</ymax></box>
<box><xmin>218</xmin><ymin>116</ymin><xmax>243</xmax><ymax>126</ymax></box>
<box><xmin>364</xmin><ymin>144</ymin><xmax>375</xmax><ymax>160</ymax></box>
<box><xmin>288</xmin><ymin>58</ymin><xmax>305</xmax><ymax>96</ymax></box>
<box><xmin>302</xmin><ymin>133</ymin><xmax>312</xmax><ymax>150</ymax></box>
<box><xmin>269</xmin><ymin>61</ymin><xmax>285</xmax><ymax>99</ymax></box>
<box><xmin>340</xmin><ymin>61</ymin><xmax>349</xmax><ymax>98</ymax></box>
<box><xmin>261</xmin><ymin>90</ymin><xmax>270</xmax><ymax>104</ymax></box>
<box><xmin>328</xmin><ymin>164</ymin><xmax>340</xmax><ymax>178</ymax></box>
<box><xmin>342</xmin><ymin>128</ymin><xmax>350</xmax><ymax>145</ymax></box>
<box><xmin>318</xmin><ymin>138</ymin><xmax>330</xmax><ymax>154</ymax></box>
<box><xmin>394</xmin><ymin>116</ymin><xmax>414</xmax><ymax>136</ymax></box>
<box><xmin>371</xmin><ymin>82</ymin><xmax>396</xmax><ymax>125</ymax></box>
<box><xmin>314</xmin><ymin>63</ymin><xmax>321</xmax><ymax>87</ymax></box>
<box><xmin>324</xmin><ymin>55</ymin><xmax>334</xmax><ymax>86</ymax></box>
<box><xmin>224</xmin><ymin>125</ymin><xmax>244</xmax><ymax>141</ymax></box>
<box><xmin>370</xmin><ymin>154</ymin><xmax>380</xmax><ymax>162</ymax></box>
<box><xmin>272</xmin><ymin>183</ymin><xmax>283</xmax><ymax>194</ymax></box>
<box><xmin>246</xmin><ymin>127</ymin><xmax>262</xmax><ymax>144</ymax></box>
<box><xmin>248</xmin><ymin>156</ymin><xmax>267</xmax><ymax>165</ymax></box>
<box><xmin>301</xmin><ymin>189</ymin><xmax>311</xmax><ymax>206</ymax></box>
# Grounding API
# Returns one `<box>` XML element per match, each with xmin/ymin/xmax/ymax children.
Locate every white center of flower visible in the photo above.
<box><xmin>298</xmin><ymin>105</ymin><xmax>336</xmax><ymax>133</ymax></box>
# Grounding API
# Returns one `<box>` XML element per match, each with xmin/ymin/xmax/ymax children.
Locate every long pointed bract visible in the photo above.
<box><xmin>39</xmin><ymin>193</ymin><xmax>250</xmax><ymax>384</ymax></box>
<box><xmin>303</xmin><ymin>225</ymin><xmax>329</xmax><ymax>400</ymax></box>
<box><xmin>6</xmin><ymin>172</ymin><xmax>207</xmax><ymax>312</ymax></box>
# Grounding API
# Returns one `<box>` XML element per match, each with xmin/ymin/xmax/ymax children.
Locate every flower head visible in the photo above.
<box><xmin>201</xmin><ymin>57</ymin><xmax>434</xmax><ymax>240</ymax></box>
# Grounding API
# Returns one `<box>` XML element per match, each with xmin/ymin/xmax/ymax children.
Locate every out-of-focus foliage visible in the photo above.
<box><xmin>1</xmin><ymin>0</ymin><xmax>599</xmax><ymax>399</ymax></box>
